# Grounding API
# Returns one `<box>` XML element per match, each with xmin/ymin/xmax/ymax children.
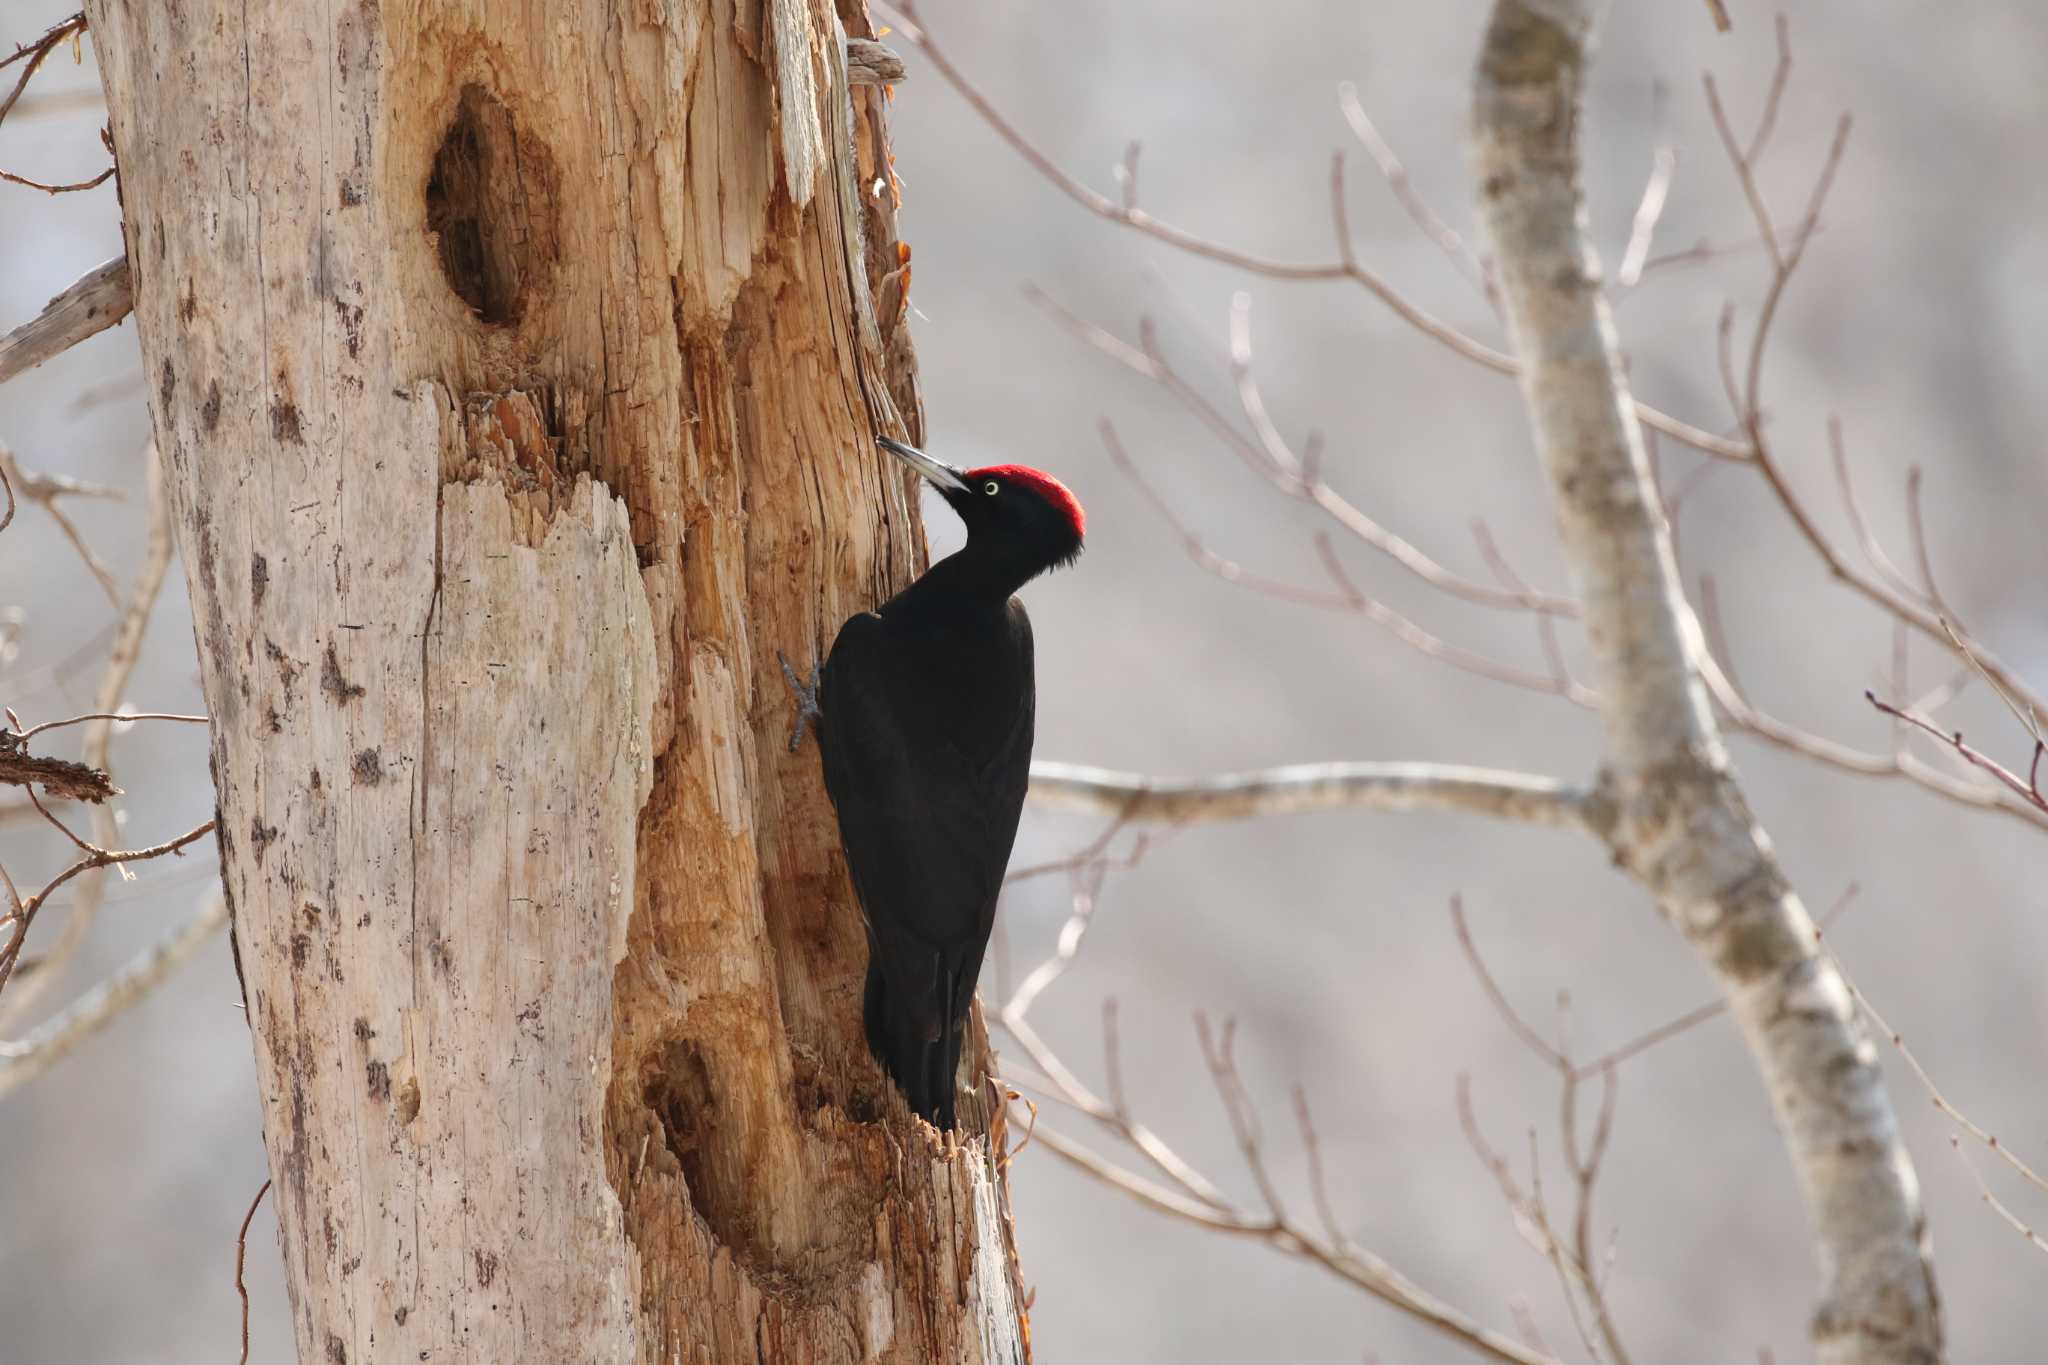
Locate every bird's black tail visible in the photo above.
<box><xmin>864</xmin><ymin>960</ymin><xmax>964</xmax><ymax>1131</ymax></box>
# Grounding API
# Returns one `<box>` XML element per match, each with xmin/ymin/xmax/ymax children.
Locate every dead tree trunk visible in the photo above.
<box><xmin>84</xmin><ymin>0</ymin><xmax>1027</xmax><ymax>1359</ymax></box>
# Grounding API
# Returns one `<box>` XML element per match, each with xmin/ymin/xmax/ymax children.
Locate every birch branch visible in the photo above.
<box><xmin>1028</xmin><ymin>760</ymin><xmax>1596</xmax><ymax>830</ymax></box>
<box><xmin>0</xmin><ymin>256</ymin><xmax>133</xmax><ymax>386</ymax></box>
<box><xmin>1470</xmin><ymin>6</ymin><xmax>1940</xmax><ymax>1362</ymax></box>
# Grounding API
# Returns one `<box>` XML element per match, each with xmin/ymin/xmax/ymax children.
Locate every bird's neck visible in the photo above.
<box><xmin>900</xmin><ymin>542</ymin><xmax>1040</xmax><ymax>611</ymax></box>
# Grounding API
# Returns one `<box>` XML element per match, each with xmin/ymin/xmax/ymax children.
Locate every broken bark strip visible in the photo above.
<box><xmin>0</xmin><ymin>745</ymin><xmax>116</xmax><ymax>802</ymax></box>
<box><xmin>83</xmin><ymin>0</ymin><xmax>1025</xmax><ymax>1359</ymax></box>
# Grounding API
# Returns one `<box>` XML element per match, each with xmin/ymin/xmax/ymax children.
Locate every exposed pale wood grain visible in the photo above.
<box><xmin>82</xmin><ymin>0</ymin><xmax>1026</xmax><ymax>1357</ymax></box>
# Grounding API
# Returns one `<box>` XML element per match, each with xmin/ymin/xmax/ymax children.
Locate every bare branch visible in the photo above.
<box><xmin>1228</xmin><ymin>293</ymin><xmax>1576</xmax><ymax>616</ymax></box>
<box><xmin>0</xmin><ymin>164</ymin><xmax>115</xmax><ymax>195</ymax></box>
<box><xmin>1702</xmin><ymin>74</ymin><xmax>1784</xmax><ymax>271</ymax></box>
<box><xmin>1454</xmin><ymin>1078</ymin><xmax>1620</xmax><ymax>1365</ymax></box>
<box><xmin>1451</xmin><ymin>901</ymin><xmax>1636</xmax><ymax>1365</ymax></box>
<box><xmin>1950</xmin><ymin>1138</ymin><xmax>2048</xmax><ymax>1258</ymax></box>
<box><xmin>1028</xmin><ymin>759</ymin><xmax>1596</xmax><ymax>830</ymax></box>
<box><xmin>1698</xmin><ymin>54</ymin><xmax>2046</xmax><ymax>722</ymax></box>
<box><xmin>1826</xmin><ymin>940</ymin><xmax>2048</xmax><ymax>1200</ymax></box>
<box><xmin>883</xmin><ymin>0</ymin><xmax>1752</xmax><ymax>462</ymax></box>
<box><xmin>1336</xmin><ymin>84</ymin><xmax>1495</xmax><ymax>304</ymax></box>
<box><xmin>235</xmin><ymin>1178</ymin><xmax>273</xmax><ymax>1365</ymax></box>
<box><xmin>0</xmin><ymin>444</ymin><xmax>180</xmax><ymax>1025</ymax></box>
<box><xmin>1615</xmin><ymin>146</ymin><xmax>1675</xmax><ymax>288</ymax></box>
<box><xmin>996</xmin><ymin>814</ymin><xmax>1562</xmax><ymax>1364</ymax></box>
<box><xmin>0</xmin><ymin>817</ymin><xmax>217</xmax><ymax>997</ymax></box>
<box><xmin>1018</xmin><ymin>1094</ymin><xmax>1564</xmax><ymax>1365</ymax></box>
<box><xmin>1744</xmin><ymin>16</ymin><xmax>1794</xmax><ymax>165</ymax></box>
<box><xmin>0</xmin><ymin>441</ymin><xmax>125</xmax><ymax>605</ymax></box>
<box><xmin>0</xmin><ymin>14</ymin><xmax>87</xmax><ymax>127</ymax></box>
<box><xmin>1699</xmin><ymin>655</ymin><xmax>2046</xmax><ymax>829</ymax></box>
<box><xmin>1865</xmin><ymin>692</ymin><xmax>2047</xmax><ymax>814</ymax></box>
<box><xmin>1449</xmin><ymin>896</ymin><xmax>1570</xmax><ymax>1071</ymax></box>
<box><xmin>0</xmin><ymin>891</ymin><xmax>226</xmax><ymax>1096</ymax></box>
<box><xmin>1039</xmin><ymin>292</ymin><xmax>1578</xmax><ymax>618</ymax></box>
<box><xmin>1827</xmin><ymin>417</ymin><xmax>1926</xmax><ymax>603</ymax></box>
<box><xmin>1098</xmin><ymin>420</ymin><xmax>1599</xmax><ymax>701</ymax></box>
<box><xmin>11</xmin><ymin>709</ymin><xmax>209</xmax><ymax>743</ymax></box>
<box><xmin>0</xmin><ymin>256</ymin><xmax>132</xmax><ymax>386</ymax></box>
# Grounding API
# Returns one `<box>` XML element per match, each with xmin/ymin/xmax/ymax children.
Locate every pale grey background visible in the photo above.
<box><xmin>3</xmin><ymin>1</ymin><xmax>2045</xmax><ymax>1361</ymax></box>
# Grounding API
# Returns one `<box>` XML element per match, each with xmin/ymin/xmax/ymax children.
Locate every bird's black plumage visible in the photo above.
<box><xmin>809</xmin><ymin>438</ymin><xmax>1084</xmax><ymax>1130</ymax></box>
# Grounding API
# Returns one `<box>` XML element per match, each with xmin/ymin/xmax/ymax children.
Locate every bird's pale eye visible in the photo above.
<box><xmin>984</xmin><ymin>480</ymin><xmax>1000</xmax><ymax>496</ymax></box>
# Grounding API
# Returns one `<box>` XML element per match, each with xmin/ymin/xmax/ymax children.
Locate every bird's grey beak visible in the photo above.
<box><xmin>877</xmin><ymin>436</ymin><xmax>969</xmax><ymax>493</ymax></box>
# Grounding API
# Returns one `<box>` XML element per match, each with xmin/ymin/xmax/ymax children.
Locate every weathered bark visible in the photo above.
<box><xmin>84</xmin><ymin>0</ymin><xmax>1026</xmax><ymax>1360</ymax></box>
<box><xmin>1470</xmin><ymin>5</ymin><xmax>1942</xmax><ymax>1362</ymax></box>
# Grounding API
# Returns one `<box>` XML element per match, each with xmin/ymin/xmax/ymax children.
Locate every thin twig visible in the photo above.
<box><xmin>996</xmin><ymin>813</ymin><xmax>1560</xmax><ymax>1364</ymax></box>
<box><xmin>0</xmin><ymin>164</ymin><xmax>114</xmax><ymax>194</ymax></box>
<box><xmin>883</xmin><ymin>0</ymin><xmax>1751</xmax><ymax>462</ymax></box>
<box><xmin>236</xmin><ymin>1178</ymin><xmax>273</xmax><ymax>1365</ymax></box>
<box><xmin>11</xmin><ymin>709</ymin><xmax>209</xmax><ymax>743</ymax></box>
<box><xmin>1035</xmin><ymin>290</ymin><xmax>1578</xmax><ymax>618</ymax></box>
<box><xmin>0</xmin><ymin>817</ymin><xmax>216</xmax><ymax>996</ymax></box>
<box><xmin>1744</xmin><ymin>17</ymin><xmax>1794</xmax><ymax>165</ymax></box>
<box><xmin>1826</xmin><ymin>417</ymin><xmax>1925</xmax><ymax>603</ymax></box>
<box><xmin>1865</xmin><ymin>693</ymin><xmax>2047</xmax><ymax>814</ymax></box>
<box><xmin>1826</xmin><ymin>940</ymin><xmax>2048</xmax><ymax>1198</ymax></box>
<box><xmin>1702</xmin><ymin>74</ymin><xmax>1783</xmax><ymax>271</ymax></box>
<box><xmin>0</xmin><ymin>891</ymin><xmax>226</xmax><ymax>1096</ymax></box>
<box><xmin>1336</xmin><ymin>84</ymin><xmax>1495</xmax><ymax>305</ymax></box>
<box><xmin>0</xmin><ymin>14</ymin><xmax>87</xmax><ymax>128</ymax></box>
<box><xmin>1700</xmin><ymin>73</ymin><xmax>2045</xmax><ymax>722</ymax></box>
<box><xmin>1949</xmin><ymin>1137</ymin><xmax>2048</xmax><ymax>1257</ymax></box>
<box><xmin>1616</xmin><ymin>146</ymin><xmax>1676</xmax><ymax>288</ymax></box>
<box><xmin>0</xmin><ymin>445</ymin><xmax>182</xmax><ymax>1023</ymax></box>
<box><xmin>1099</xmin><ymin>420</ymin><xmax>1601</xmax><ymax>702</ymax></box>
<box><xmin>1228</xmin><ymin>293</ymin><xmax>1576</xmax><ymax>616</ymax></box>
<box><xmin>1450</xmin><ymin>896</ymin><xmax>1569</xmax><ymax>1071</ymax></box>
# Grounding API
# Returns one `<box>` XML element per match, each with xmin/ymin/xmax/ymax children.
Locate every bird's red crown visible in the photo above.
<box><xmin>966</xmin><ymin>465</ymin><xmax>1086</xmax><ymax>538</ymax></box>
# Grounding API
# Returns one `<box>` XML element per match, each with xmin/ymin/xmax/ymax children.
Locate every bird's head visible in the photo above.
<box><xmin>879</xmin><ymin>436</ymin><xmax>1085</xmax><ymax>577</ymax></box>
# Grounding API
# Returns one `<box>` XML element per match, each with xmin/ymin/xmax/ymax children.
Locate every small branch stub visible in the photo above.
<box><xmin>846</xmin><ymin>38</ymin><xmax>906</xmax><ymax>86</ymax></box>
<box><xmin>0</xmin><ymin>257</ymin><xmax>133</xmax><ymax>386</ymax></box>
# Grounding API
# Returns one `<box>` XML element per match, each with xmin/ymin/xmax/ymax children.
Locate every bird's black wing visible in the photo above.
<box><xmin>817</xmin><ymin>606</ymin><xmax>1035</xmax><ymax>1126</ymax></box>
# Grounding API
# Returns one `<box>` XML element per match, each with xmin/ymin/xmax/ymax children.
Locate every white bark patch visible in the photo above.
<box><xmin>772</xmin><ymin>0</ymin><xmax>826</xmax><ymax>209</ymax></box>
<box><xmin>398</xmin><ymin>476</ymin><xmax>654</xmax><ymax>1356</ymax></box>
<box><xmin>966</xmin><ymin>1142</ymin><xmax>1027</xmax><ymax>1365</ymax></box>
<box><xmin>857</xmin><ymin>1261</ymin><xmax>893</xmax><ymax>1359</ymax></box>
<box><xmin>1783</xmin><ymin>965</ymin><xmax>1853</xmax><ymax>1021</ymax></box>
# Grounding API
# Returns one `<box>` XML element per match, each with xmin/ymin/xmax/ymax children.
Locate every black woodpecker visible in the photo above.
<box><xmin>782</xmin><ymin>435</ymin><xmax>1085</xmax><ymax>1131</ymax></box>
